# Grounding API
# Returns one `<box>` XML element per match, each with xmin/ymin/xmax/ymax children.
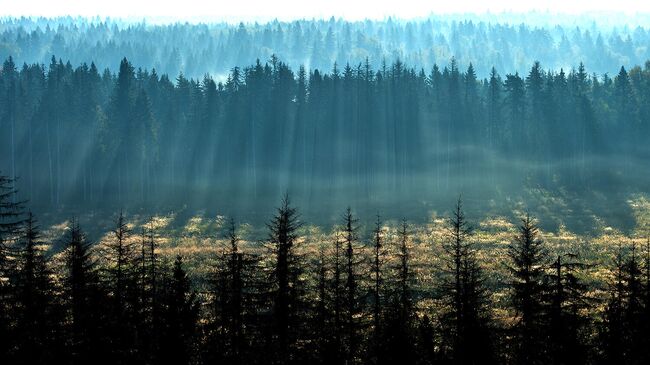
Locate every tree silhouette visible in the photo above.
<box><xmin>266</xmin><ymin>194</ymin><xmax>303</xmax><ymax>362</ymax></box>
<box><xmin>0</xmin><ymin>173</ymin><xmax>24</xmax><ymax>362</ymax></box>
<box><xmin>380</xmin><ymin>219</ymin><xmax>416</xmax><ymax>365</ymax></box>
<box><xmin>545</xmin><ymin>253</ymin><xmax>591</xmax><ymax>365</ymax></box>
<box><xmin>14</xmin><ymin>212</ymin><xmax>62</xmax><ymax>363</ymax></box>
<box><xmin>206</xmin><ymin>218</ymin><xmax>260</xmax><ymax>364</ymax></box>
<box><xmin>368</xmin><ymin>215</ymin><xmax>386</xmax><ymax>364</ymax></box>
<box><xmin>63</xmin><ymin>219</ymin><xmax>106</xmax><ymax>364</ymax></box>
<box><xmin>158</xmin><ymin>255</ymin><xmax>199</xmax><ymax>365</ymax></box>
<box><xmin>508</xmin><ymin>214</ymin><xmax>549</xmax><ymax>365</ymax></box>
<box><xmin>341</xmin><ymin>207</ymin><xmax>363</xmax><ymax>364</ymax></box>
<box><xmin>103</xmin><ymin>210</ymin><xmax>140</xmax><ymax>363</ymax></box>
<box><xmin>440</xmin><ymin>198</ymin><xmax>495</xmax><ymax>364</ymax></box>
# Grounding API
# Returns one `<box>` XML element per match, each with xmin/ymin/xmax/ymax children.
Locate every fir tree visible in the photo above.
<box><xmin>267</xmin><ymin>194</ymin><xmax>303</xmax><ymax>363</ymax></box>
<box><xmin>507</xmin><ymin>214</ymin><xmax>548</xmax><ymax>364</ymax></box>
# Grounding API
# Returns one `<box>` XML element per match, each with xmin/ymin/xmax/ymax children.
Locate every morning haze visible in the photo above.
<box><xmin>1</xmin><ymin>2</ymin><xmax>650</xmax><ymax>364</ymax></box>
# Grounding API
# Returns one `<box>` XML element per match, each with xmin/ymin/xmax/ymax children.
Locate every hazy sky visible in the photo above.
<box><xmin>2</xmin><ymin>0</ymin><xmax>649</xmax><ymax>21</ymax></box>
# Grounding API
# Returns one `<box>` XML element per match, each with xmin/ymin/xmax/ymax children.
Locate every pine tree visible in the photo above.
<box><xmin>103</xmin><ymin>210</ymin><xmax>139</xmax><ymax>363</ymax></box>
<box><xmin>15</xmin><ymin>212</ymin><xmax>61</xmax><ymax>363</ymax></box>
<box><xmin>416</xmin><ymin>314</ymin><xmax>437</xmax><ymax>365</ymax></box>
<box><xmin>331</xmin><ymin>232</ymin><xmax>344</xmax><ymax>363</ymax></box>
<box><xmin>63</xmin><ymin>219</ymin><xmax>105</xmax><ymax>364</ymax></box>
<box><xmin>642</xmin><ymin>240</ymin><xmax>650</xmax><ymax>364</ymax></box>
<box><xmin>598</xmin><ymin>242</ymin><xmax>648</xmax><ymax>364</ymax></box>
<box><xmin>0</xmin><ymin>173</ymin><xmax>24</xmax><ymax>361</ymax></box>
<box><xmin>486</xmin><ymin>67</ymin><xmax>502</xmax><ymax>151</ymax></box>
<box><xmin>623</xmin><ymin>243</ymin><xmax>645</xmax><ymax>363</ymax></box>
<box><xmin>600</xmin><ymin>243</ymin><xmax>626</xmax><ymax>364</ymax></box>
<box><xmin>106</xmin><ymin>211</ymin><xmax>136</xmax><ymax>309</ymax></box>
<box><xmin>309</xmin><ymin>241</ymin><xmax>333</xmax><ymax>364</ymax></box>
<box><xmin>545</xmin><ymin>253</ymin><xmax>591</xmax><ymax>365</ymax></box>
<box><xmin>381</xmin><ymin>219</ymin><xmax>416</xmax><ymax>365</ymax></box>
<box><xmin>225</xmin><ymin>219</ymin><xmax>244</xmax><ymax>361</ymax></box>
<box><xmin>138</xmin><ymin>218</ymin><xmax>159</xmax><ymax>363</ymax></box>
<box><xmin>159</xmin><ymin>255</ymin><xmax>199</xmax><ymax>365</ymax></box>
<box><xmin>368</xmin><ymin>215</ymin><xmax>386</xmax><ymax>364</ymax></box>
<box><xmin>107</xmin><ymin>58</ymin><xmax>136</xmax><ymax>203</ymax></box>
<box><xmin>206</xmin><ymin>218</ymin><xmax>260</xmax><ymax>364</ymax></box>
<box><xmin>341</xmin><ymin>207</ymin><xmax>362</xmax><ymax>364</ymax></box>
<box><xmin>507</xmin><ymin>214</ymin><xmax>548</xmax><ymax>365</ymax></box>
<box><xmin>503</xmin><ymin>72</ymin><xmax>526</xmax><ymax>148</ymax></box>
<box><xmin>267</xmin><ymin>194</ymin><xmax>303</xmax><ymax>362</ymax></box>
<box><xmin>440</xmin><ymin>198</ymin><xmax>495</xmax><ymax>364</ymax></box>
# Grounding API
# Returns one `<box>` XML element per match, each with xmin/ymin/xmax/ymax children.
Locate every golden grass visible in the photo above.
<box><xmin>37</xmin><ymin>194</ymin><xmax>650</xmax><ymax>322</ymax></box>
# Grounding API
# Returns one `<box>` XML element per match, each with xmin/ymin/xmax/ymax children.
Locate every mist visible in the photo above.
<box><xmin>1</xmin><ymin>42</ymin><xmax>649</xmax><ymax>231</ymax></box>
<box><xmin>4</xmin><ymin>4</ymin><xmax>650</xmax><ymax>364</ymax></box>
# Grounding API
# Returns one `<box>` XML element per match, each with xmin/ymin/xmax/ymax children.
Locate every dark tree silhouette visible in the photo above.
<box><xmin>341</xmin><ymin>207</ymin><xmax>363</xmax><ymax>364</ymax></box>
<box><xmin>14</xmin><ymin>213</ymin><xmax>63</xmax><ymax>363</ymax></box>
<box><xmin>0</xmin><ymin>173</ymin><xmax>24</xmax><ymax>362</ymax></box>
<box><xmin>368</xmin><ymin>215</ymin><xmax>386</xmax><ymax>364</ymax></box>
<box><xmin>602</xmin><ymin>243</ymin><xmax>650</xmax><ymax>364</ymax></box>
<box><xmin>266</xmin><ymin>194</ymin><xmax>303</xmax><ymax>363</ymax></box>
<box><xmin>63</xmin><ymin>219</ymin><xmax>106</xmax><ymax>364</ymax></box>
<box><xmin>545</xmin><ymin>253</ymin><xmax>592</xmax><ymax>365</ymax></box>
<box><xmin>508</xmin><ymin>214</ymin><xmax>549</xmax><ymax>365</ymax></box>
<box><xmin>205</xmin><ymin>218</ymin><xmax>260</xmax><ymax>364</ymax></box>
<box><xmin>103</xmin><ymin>210</ymin><xmax>140</xmax><ymax>363</ymax></box>
<box><xmin>440</xmin><ymin>198</ymin><xmax>495</xmax><ymax>364</ymax></box>
<box><xmin>380</xmin><ymin>219</ymin><xmax>416</xmax><ymax>365</ymax></box>
<box><xmin>0</xmin><ymin>194</ymin><xmax>646</xmax><ymax>364</ymax></box>
<box><xmin>158</xmin><ymin>255</ymin><xmax>199</xmax><ymax>365</ymax></box>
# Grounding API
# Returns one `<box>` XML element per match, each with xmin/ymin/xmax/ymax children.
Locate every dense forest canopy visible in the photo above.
<box><xmin>1</xmin><ymin>16</ymin><xmax>650</xmax><ymax>231</ymax></box>
<box><xmin>1</xmin><ymin>50</ymin><xmax>649</xmax><ymax>228</ymax></box>
<box><xmin>2</xmin><ymin>15</ymin><xmax>650</xmax><ymax>79</ymax></box>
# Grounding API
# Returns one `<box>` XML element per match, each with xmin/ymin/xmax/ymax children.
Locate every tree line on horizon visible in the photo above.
<box><xmin>1</xmin><ymin>55</ymin><xmax>649</xmax><ymax>211</ymax></box>
<box><xmin>1</xmin><ymin>16</ymin><xmax>648</xmax><ymax>79</ymax></box>
<box><xmin>1</xmin><ymin>175</ymin><xmax>650</xmax><ymax>365</ymax></box>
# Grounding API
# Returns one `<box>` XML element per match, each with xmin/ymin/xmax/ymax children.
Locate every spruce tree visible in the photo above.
<box><xmin>507</xmin><ymin>214</ymin><xmax>548</xmax><ymax>364</ymax></box>
<box><xmin>159</xmin><ymin>255</ymin><xmax>199</xmax><ymax>365</ymax></box>
<box><xmin>0</xmin><ymin>173</ymin><xmax>24</xmax><ymax>361</ymax></box>
<box><xmin>15</xmin><ymin>213</ymin><xmax>61</xmax><ymax>363</ymax></box>
<box><xmin>267</xmin><ymin>194</ymin><xmax>303</xmax><ymax>362</ymax></box>
<box><xmin>381</xmin><ymin>219</ymin><xmax>416</xmax><ymax>365</ymax></box>
<box><xmin>545</xmin><ymin>253</ymin><xmax>591</xmax><ymax>365</ymax></box>
<box><xmin>206</xmin><ymin>218</ymin><xmax>260</xmax><ymax>364</ymax></box>
<box><xmin>63</xmin><ymin>219</ymin><xmax>105</xmax><ymax>364</ymax></box>
<box><xmin>368</xmin><ymin>215</ymin><xmax>386</xmax><ymax>364</ymax></box>
<box><xmin>341</xmin><ymin>207</ymin><xmax>362</xmax><ymax>365</ymax></box>
<box><xmin>600</xmin><ymin>243</ymin><xmax>626</xmax><ymax>364</ymax></box>
<box><xmin>440</xmin><ymin>198</ymin><xmax>495</xmax><ymax>364</ymax></box>
<box><xmin>104</xmin><ymin>210</ymin><xmax>139</xmax><ymax>363</ymax></box>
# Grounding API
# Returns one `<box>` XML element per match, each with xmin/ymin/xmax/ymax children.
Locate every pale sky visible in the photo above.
<box><xmin>1</xmin><ymin>0</ymin><xmax>649</xmax><ymax>21</ymax></box>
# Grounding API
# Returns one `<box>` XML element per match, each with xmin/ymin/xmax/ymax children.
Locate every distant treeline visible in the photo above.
<box><xmin>0</xmin><ymin>55</ymin><xmax>649</xmax><ymax>211</ymax></box>
<box><xmin>1</xmin><ymin>178</ymin><xmax>650</xmax><ymax>364</ymax></box>
<box><xmin>1</xmin><ymin>16</ymin><xmax>649</xmax><ymax>79</ymax></box>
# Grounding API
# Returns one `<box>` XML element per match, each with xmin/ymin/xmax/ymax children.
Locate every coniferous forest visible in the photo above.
<box><xmin>1</xmin><ymin>53</ymin><xmax>650</xmax><ymax>219</ymax></box>
<box><xmin>1</xmin><ymin>10</ymin><xmax>650</xmax><ymax>365</ymax></box>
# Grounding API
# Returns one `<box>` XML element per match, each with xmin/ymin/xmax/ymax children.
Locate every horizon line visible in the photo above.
<box><xmin>2</xmin><ymin>10</ymin><xmax>650</xmax><ymax>26</ymax></box>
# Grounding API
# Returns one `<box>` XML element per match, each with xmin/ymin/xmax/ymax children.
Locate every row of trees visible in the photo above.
<box><xmin>1</xmin><ymin>16</ymin><xmax>649</xmax><ymax>79</ymax></box>
<box><xmin>1</xmin><ymin>175</ymin><xmax>650</xmax><ymax>364</ymax></box>
<box><xmin>1</xmin><ymin>55</ymin><xmax>649</xmax><ymax>210</ymax></box>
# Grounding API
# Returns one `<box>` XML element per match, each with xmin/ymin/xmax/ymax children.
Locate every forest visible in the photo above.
<box><xmin>2</xmin><ymin>16</ymin><xmax>650</xmax><ymax>79</ymax></box>
<box><xmin>1</xmin><ymin>13</ymin><xmax>650</xmax><ymax>365</ymax></box>
<box><xmin>1</xmin><ymin>180</ymin><xmax>650</xmax><ymax>364</ymax></box>
<box><xmin>1</xmin><ymin>53</ymin><xmax>650</xmax><ymax>226</ymax></box>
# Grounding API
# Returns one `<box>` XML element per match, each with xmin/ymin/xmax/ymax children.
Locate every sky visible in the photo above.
<box><xmin>1</xmin><ymin>0</ymin><xmax>649</xmax><ymax>22</ymax></box>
